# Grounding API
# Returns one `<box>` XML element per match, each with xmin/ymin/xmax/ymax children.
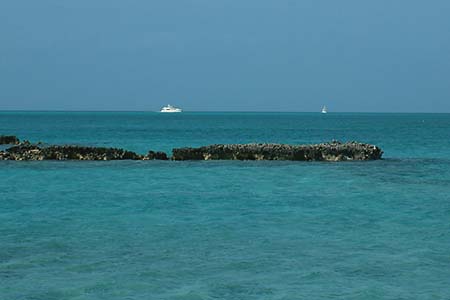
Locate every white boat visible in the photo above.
<box><xmin>321</xmin><ymin>106</ymin><xmax>328</xmax><ymax>114</ymax></box>
<box><xmin>160</xmin><ymin>104</ymin><xmax>182</xmax><ymax>113</ymax></box>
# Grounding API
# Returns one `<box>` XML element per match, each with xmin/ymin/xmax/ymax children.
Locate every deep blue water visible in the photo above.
<box><xmin>1</xmin><ymin>112</ymin><xmax>450</xmax><ymax>300</ymax></box>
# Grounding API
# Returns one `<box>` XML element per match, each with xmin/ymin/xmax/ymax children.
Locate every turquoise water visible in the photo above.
<box><xmin>1</xmin><ymin>112</ymin><xmax>450</xmax><ymax>299</ymax></box>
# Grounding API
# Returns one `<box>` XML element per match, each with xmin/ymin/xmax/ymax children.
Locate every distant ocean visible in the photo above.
<box><xmin>1</xmin><ymin>112</ymin><xmax>450</xmax><ymax>299</ymax></box>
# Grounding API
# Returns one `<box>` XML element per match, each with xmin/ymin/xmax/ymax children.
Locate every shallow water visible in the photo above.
<box><xmin>1</xmin><ymin>112</ymin><xmax>450</xmax><ymax>299</ymax></box>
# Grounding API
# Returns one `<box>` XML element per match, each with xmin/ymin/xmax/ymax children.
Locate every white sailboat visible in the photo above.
<box><xmin>321</xmin><ymin>106</ymin><xmax>328</xmax><ymax>114</ymax></box>
<box><xmin>160</xmin><ymin>104</ymin><xmax>182</xmax><ymax>113</ymax></box>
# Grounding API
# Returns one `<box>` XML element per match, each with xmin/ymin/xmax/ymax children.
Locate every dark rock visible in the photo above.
<box><xmin>0</xmin><ymin>136</ymin><xmax>383</xmax><ymax>162</ymax></box>
<box><xmin>0</xmin><ymin>135</ymin><xmax>20</xmax><ymax>145</ymax></box>
<box><xmin>172</xmin><ymin>141</ymin><xmax>383</xmax><ymax>161</ymax></box>
<box><xmin>145</xmin><ymin>150</ymin><xmax>169</xmax><ymax>160</ymax></box>
<box><xmin>2</xmin><ymin>144</ymin><xmax>144</xmax><ymax>161</ymax></box>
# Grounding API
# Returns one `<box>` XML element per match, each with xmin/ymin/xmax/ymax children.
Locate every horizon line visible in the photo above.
<box><xmin>0</xmin><ymin>109</ymin><xmax>449</xmax><ymax>114</ymax></box>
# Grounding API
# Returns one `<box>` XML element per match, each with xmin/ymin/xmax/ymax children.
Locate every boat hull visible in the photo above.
<box><xmin>160</xmin><ymin>109</ymin><xmax>182</xmax><ymax>113</ymax></box>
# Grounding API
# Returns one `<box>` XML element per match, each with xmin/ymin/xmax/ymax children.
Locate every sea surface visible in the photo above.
<box><xmin>1</xmin><ymin>112</ymin><xmax>450</xmax><ymax>300</ymax></box>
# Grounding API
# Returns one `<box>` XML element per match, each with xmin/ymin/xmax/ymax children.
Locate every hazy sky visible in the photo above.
<box><xmin>1</xmin><ymin>0</ymin><xmax>449</xmax><ymax>112</ymax></box>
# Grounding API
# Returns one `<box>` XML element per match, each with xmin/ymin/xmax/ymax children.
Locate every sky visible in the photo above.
<box><xmin>0</xmin><ymin>0</ymin><xmax>449</xmax><ymax>112</ymax></box>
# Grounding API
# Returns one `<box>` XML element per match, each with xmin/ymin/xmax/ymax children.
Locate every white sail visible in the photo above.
<box><xmin>321</xmin><ymin>106</ymin><xmax>327</xmax><ymax>114</ymax></box>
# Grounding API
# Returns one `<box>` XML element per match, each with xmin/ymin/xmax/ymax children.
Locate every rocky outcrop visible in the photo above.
<box><xmin>0</xmin><ymin>136</ymin><xmax>383</xmax><ymax>162</ymax></box>
<box><xmin>172</xmin><ymin>141</ymin><xmax>383</xmax><ymax>161</ymax></box>
<box><xmin>1</xmin><ymin>143</ymin><xmax>144</xmax><ymax>161</ymax></box>
<box><xmin>0</xmin><ymin>135</ymin><xmax>20</xmax><ymax>145</ymax></box>
<box><xmin>144</xmin><ymin>150</ymin><xmax>169</xmax><ymax>160</ymax></box>
<box><xmin>0</xmin><ymin>141</ymin><xmax>169</xmax><ymax>161</ymax></box>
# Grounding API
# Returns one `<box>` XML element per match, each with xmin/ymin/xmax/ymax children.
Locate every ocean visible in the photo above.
<box><xmin>1</xmin><ymin>112</ymin><xmax>450</xmax><ymax>299</ymax></box>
